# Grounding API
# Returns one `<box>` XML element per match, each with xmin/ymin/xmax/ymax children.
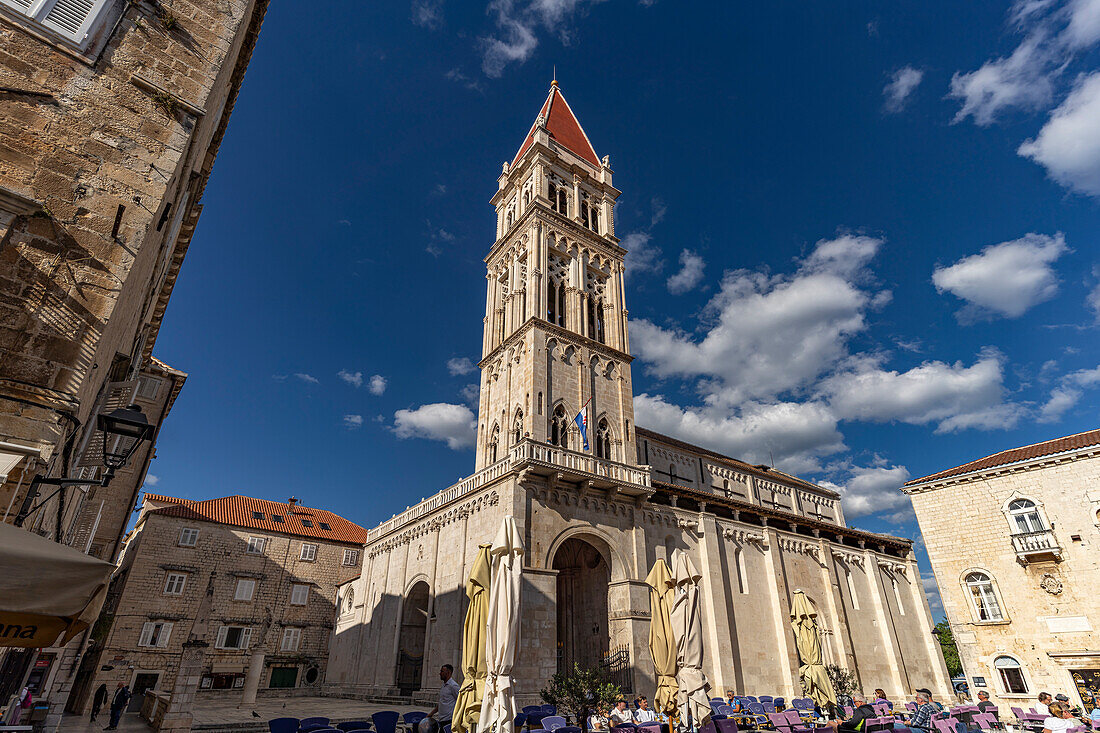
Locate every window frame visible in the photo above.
<box><xmin>299</xmin><ymin>543</ymin><xmax>317</xmax><ymax>562</ymax></box>
<box><xmin>178</xmin><ymin>527</ymin><xmax>199</xmax><ymax>547</ymax></box>
<box><xmin>0</xmin><ymin>0</ymin><xmax>116</xmax><ymax>50</ymax></box>
<box><xmin>138</xmin><ymin>620</ymin><xmax>173</xmax><ymax>648</ymax></box>
<box><xmin>963</xmin><ymin>570</ymin><xmax>1006</xmax><ymax>623</ymax></box>
<box><xmin>342</xmin><ymin>548</ymin><xmax>360</xmax><ymax>566</ymax></box>
<box><xmin>214</xmin><ymin>625</ymin><xmax>252</xmax><ymax>650</ymax></box>
<box><xmin>993</xmin><ymin>655</ymin><xmax>1029</xmax><ymax>695</ymax></box>
<box><xmin>289</xmin><ymin>583</ymin><xmax>309</xmax><ymax>606</ymax></box>
<box><xmin>246</xmin><ymin>536</ymin><xmax>267</xmax><ymax>555</ymax></box>
<box><xmin>163</xmin><ymin>572</ymin><xmax>187</xmax><ymax>596</ymax></box>
<box><xmin>280</xmin><ymin>627</ymin><xmax>301</xmax><ymax>652</ymax></box>
<box><xmin>233</xmin><ymin>578</ymin><xmax>256</xmax><ymax>602</ymax></box>
<box><xmin>1002</xmin><ymin>495</ymin><xmax>1049</xmax><ymax>536</ymax></box>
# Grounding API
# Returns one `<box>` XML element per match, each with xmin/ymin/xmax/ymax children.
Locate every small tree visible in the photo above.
<box><xmin>934</xmin><ymin>617</ymin><xmax>963</xmax><ymax>678</ymax></box>
<box><xmin>540</xmin><ymin>663</ymin><xmax>622</xmax><ymax>731</ymax></box>
<box><xmin>826</xmin><ymin>664</ymin><xmax>858</xmax><ymax>698</ymax></box>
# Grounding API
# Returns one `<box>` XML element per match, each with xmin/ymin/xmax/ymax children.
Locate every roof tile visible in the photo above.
<box><xmin>513</xmin><ymin>83</ymin><xmax>600</xmax><ymax>168</ymax></box>
<box><xmin>905</xmin><ymin>428</ymin><xmax>1100</xmax><ymax>485</ymax></box>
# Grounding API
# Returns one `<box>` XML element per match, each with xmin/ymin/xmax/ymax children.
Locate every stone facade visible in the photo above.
<box><xmin>0</xmin><ymin>0</ymin><xmax>267</xmax><ymax>726</ymax></box>
<box><xmin>328</xmin><ymin>83</ymin><xmax>952</xmax><ymax>705</ymax></box>
<box><xmin>71</xmin><ymin>494</ymin><xmax>364</xmax><ymax>717</ymax></box>
<box><xmin>904</xmin><ymin>432</ymin><xmax>1100</xmax><ymax>713</ymax></box>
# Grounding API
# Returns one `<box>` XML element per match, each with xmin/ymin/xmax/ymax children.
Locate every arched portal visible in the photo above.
<box><xmin>396</xmin><ymin>581</ymin><xmax>429</xmax><ymax>694</ymax></box>
<box><xmin>553</xmin><ymin>537</ymin><xmax>610</xmax><ymax>673</ymax></box>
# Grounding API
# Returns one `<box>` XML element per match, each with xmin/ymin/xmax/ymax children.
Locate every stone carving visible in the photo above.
<box><xmin>722</xmin><ymin>526</ymin><xmax>768</xmax><ymax>548</ymax></box>
<box><xmin>1039</xmin><ymin>573</ymin><xmax>1063</xmax><ymax>595</ymax></box>
<box><xmin>368</xmin><ymin>490</ymin><xmax>500</xmax><ymax>557</ymax></box>
<box><xmin>830</xmin><ymin>548</ymin><xmax>865</xmax><ymax>569</ymax></box>
<box><xmin>778</xmin><ymin>536</ymin><xmax>820</xmax><ymax>560</ymax></box>
<box><xmin>877</xmin><ymin>559</ymin><xmax>907</xmax><ymax>577</ymax></box>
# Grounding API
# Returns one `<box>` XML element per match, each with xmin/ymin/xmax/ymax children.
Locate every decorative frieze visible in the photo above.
<box><xmin>721</xmin><ymin>526</ymin><xmax>768</xmax><ymax>548</ymax></box>
<box><xmin>876</xmin><ymin>558</ymin><xmax>907</xmax><ymax>576</ymax></box>
<box><xmin>777</xmin><ymin>535</ymin><xmax>821</xmax><ymax>561</ymax></box>
<box><xmin>831</xmin><ymin>548</ymin><xmax>865</xmax><ymax>569</ymax></box>
<box><xmin>367</xmin><ymin>491</ymin><xmax>500</xmax><ymax>558</ymax></box>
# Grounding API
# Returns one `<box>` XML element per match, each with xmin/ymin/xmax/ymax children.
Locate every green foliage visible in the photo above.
<box><xmin>934</xmin><ymin>617</ymin><xmax>963</xmax><ymax>677</ymax></box>
<box><xmin>540</xmin><ymin>664</ymin><xmax>622</xmax><ymax>731</ymax></box>
<box><xmin>826</xmin><ymin>664</ymin><xmax>858</xmax><ymax>697</ymax></box>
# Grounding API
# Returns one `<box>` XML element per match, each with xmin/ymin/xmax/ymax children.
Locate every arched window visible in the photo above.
<box><xmin>581</xmin><ymin>199</ymin><xmax>589</xmax><ymax>228</ymax></box>
<box><xmin>595</xmin><ymin>297</ymin><xmax>605</xmax><ymax>343</ymax></box>
<box><xmin>595</xmin><ymin>418</ymin><xmax>612</xmax><ymax>460</ymax></box>
<box><xmin>550</xmin><ymin>405</ymin><xmax>568</xmax><ymax>448</ymax></box>
<box><xmin>587</xmin><ymin>293</ymin><xmax>597</xmax><ymax>340</ymax></box>
<box><xmin>488</xmin><ymin>425</ymin><xmax>500</xmax><ymax>463</ymax></box>
<box><xmin>591</xmin><ymin>205</ymin><xmax>600</xmax><ymax>233</ymax></box>
<box><xmin>512</xmin><ymin>410</ymin><xmax>523</xmax><ymax>445</ymax></box>
<box><xmin>506</xmin><ymin>209</ymin><xmax>514</xmax><ymax>228</ymax></box>
<box><xmin>1007</xmin><ymin>498</ymin><xmax>1045</xmax><ymax>534</ymax></box>
<box><xmin>523</xmin><ymin>190</ymin><xmax>530</xmax><ymax>206</ymax></box>
<box><xmin>557</xmin><ymin>188</ymin><xmax>568</xmax><ymax>215</ymax></box>
<box><xmin>557</xmin><ymin>281</ymin><xmax>566</xmax><ymax>328</ymax></box>
<box><xmin>345</xmin><ymin>587</ymin><xmax>355</xmax><ymax>614</ymax></box>
<box><xmin>994</xmin><ymin>655</ymin><xmax>1028</xmax><ymax>694</ymax></box>
<box><xmin>964</xmin><ymin>571</ymin><xmax>1004</xmax><ymax>622</ymax></box>
<box><xmin>548</xmin><ymin>279</ymin><xmax>558</xmax><ymax>324</ymax></box>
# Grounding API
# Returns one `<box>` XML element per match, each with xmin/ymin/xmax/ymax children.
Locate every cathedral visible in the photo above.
<box><xmin>327</xmin><ymin>83</ymin><xmax>952</xmax><ymax>703</ymax></box>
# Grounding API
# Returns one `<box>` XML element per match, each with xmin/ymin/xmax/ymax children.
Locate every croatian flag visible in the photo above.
<box><xmin>573</xmin><ymin>398</ymin><xmax>591</xmax><ymax>451</ymax></box>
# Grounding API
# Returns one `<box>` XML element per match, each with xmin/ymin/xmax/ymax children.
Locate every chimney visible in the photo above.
<box><xmin>288</xmin><ymin>496</ymin><xmax>298</xmax><ymax>512</ymax></box>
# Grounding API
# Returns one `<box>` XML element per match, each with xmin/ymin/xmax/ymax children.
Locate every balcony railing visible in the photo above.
<box><xmin>1010</xmin><ymin>527</ymin><xmax>1063</xmax><ymax>562</ymax></box>
<box><xmin>364</xmin><ymin>439</ymin><xmax>652</xmax><ymax>543</ymax></box>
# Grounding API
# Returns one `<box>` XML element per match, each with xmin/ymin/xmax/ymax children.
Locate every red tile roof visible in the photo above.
<box><xmin>142</xmin><ymin>493</ymin><xmax>368</xmax><ymax>545</ymax></box>
<box><xmin>904</xmin><ymin>428</ymin><xmax>1100</xmax><ymax>486</ymax></box>
<box><xmin>513</xmin><ymin>83</ymin><xmax>601</xmax><ymax>168</ymax></box>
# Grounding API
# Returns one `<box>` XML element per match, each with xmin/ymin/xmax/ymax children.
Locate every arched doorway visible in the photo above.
<box><xmin>396</xmin><ymin>581</ymin><xmax>429</xmax><ymax>694</ymax></box>
<box><xmin>553</xmin><ymin>537</ymin><xmax>610</xmax><ymax>673</ymax></box>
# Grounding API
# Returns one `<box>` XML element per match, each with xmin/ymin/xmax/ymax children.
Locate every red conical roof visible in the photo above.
<box><xmin>512</xmin><ymin>82</ymin><xmax>600</xmax><ymax>168</ymax></box>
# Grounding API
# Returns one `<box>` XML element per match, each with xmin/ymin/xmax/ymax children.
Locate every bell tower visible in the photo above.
<box><xmin>474</xmin><ymin>82</ymin><xmax>638</xmax><ymax>471</ymax></box>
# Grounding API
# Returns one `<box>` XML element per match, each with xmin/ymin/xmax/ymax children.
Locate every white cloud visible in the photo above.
<box><xmin>447</xmin><ymin>357</ymin><xmax>476</xmax><ymax>376</ymax></box>
<box><xmin>821</xmin><ymin>464</ymin><xmax>913</xmax><ymax>518</ymax></box>
<box><xmin>623</xmin><ymin>232</ymin><xmax>663</xmax><ymax>277</ymax></box>
<box><xmin>650</xmin><ymin>197</ymin><xmax>667</xmax><ymax>227</ymax></box>
<box><xmin>822</xmin><ymin>350</ymin><xmax>1021</xmax><ymax>432</ymax></box>
<box><xmin>1089</xmin><ymin>279</ymin><xmax>1100</xmax><ymax>321</ymax></box>
<box><xmin>461</xmin><ymin>383</ymin><xmax>481</xmax><ymax>409</ymax></box>
<box><xmin>343</xmin><ymin>414</ymin><xmax>364</xmax><ymax>429</ymax></box>
<box><xmin>368</xmin><ymin>375</ymin><xmax>387</xmax><ymax>395</ymax></box>
<box><xmin>412</xmin><ymin>0</ymin><xmax>443</xmax><ymax>29</ymax></box>
<box><xmin>1038</xmin><ymin>364</ymin><xmax>1100</xmax><ymax>421</ymax></box>
<box><xmin>480</xmin><ymin>0</ymin><xmax>604</xmax><ymax>77</ymax></box>
<box><xmin>144</xmin><ymin>474</ymin><xmax>159</xmax><ymax>486</ymax></box>
<box><xmin>338</xmin><ymin>370</ymin><xmax>364</xmax><ymax>388</ymax></box>
<box><xmin>294</xmin><ymin>373</ymin><xmax>319</xmax><ymax>384</ymax></box>
<box><xmin>1019</xmin><ymin>72</ymin><xmax>1100</xmax><ymax>197</ymax></box>
<box><xmin>932</xmin><ymin>233</ymin><xmax>1068</xmax><ymax>320</ymax></box>
<box><xmin>667</xmin><ymin>249</ymin><xmax>706</xmax><ymax>294</ymax></box>
<box><xmin>883</xmin><ymin>66</ymin><xmax>924</xmax><ymax>112</ymax></box>
<box><xmin>922</xmin><ymin>572</ymin><xmax>944</xmax><ymax>614</ymax></box>
<box><xmin>393</xmin><ymin>403</ymin><xmax>477</xmax><ymax>449</ymax></box>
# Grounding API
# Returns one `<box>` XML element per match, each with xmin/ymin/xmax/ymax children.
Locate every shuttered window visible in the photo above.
<box><xmin>1</xmin><ymin>0</ymin><xmax>116</xmax><ymax>51</ymax></box>
<box><xmin>280</xmin><ymin>627</ymin><xmax>301</xmax><ymax>652</ymax></box>
<box><xmin>139</xmin><ymin>621</ymin><xmax>173</xmax><ymax>648</ymax></box>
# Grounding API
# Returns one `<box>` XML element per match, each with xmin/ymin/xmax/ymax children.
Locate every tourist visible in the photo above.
<box><xmin>976</xmin><ymin>691</ymin><xmax>998</xmax><ymax>719</ymax></box>
<box><xmin>103</xmin><ymin>682</ymin><xmax>130</xmax><ymax>731</ymax></box>
<box><xmin>907</xmin><ymin>690</ymin><xmax>939</xmax><ymax>733</ymax></box>
<box><xmin>874</xmin><ymin>690</ymin><xmax>889</xmax><ymax>704</ymax></box>
<box><xmin>421</xmin><ymin>664</ymin><xmax>459</xmax><ymax>733</ymax></box>
<box><xmin>610</xmin><ymin>700</ymin><xmax>633</xmax><ymax>727</ymax></box>
<box><xmin>726</xmin><ymin>690</ymin><xmax>736</xmax><ymax>706</ymax></box>
<box><xmin>1053</xmin><ymin>694</ymin><xmax>1081</xmax><ymax>718</ymax></box>
<box><xmin>589</xmin><ymin>707</ymin><xmax>610</xmax><ymax>731</ymax></box>
<box><xmin>826</xmin><ymin>692</ymin><xmax>874</xmax><ymax>732</ymax></box>
<box><xmin>1042</xmin><ymin>702</ymin><xmax>1076</xmax><ymax>733</ymax></box>
<box><xmin>90</xmin><ymin>683</ymin><xmax>108</xmax><ymax>722</ymax></box>
<box><xmin>918</xmin><ymin>688</ymin><xmax>944</xmax><ymax>712</ymax></box>
<box><xmin>635</xmin><ymin>697</ymin><xmax>657</xmax><ymax>724</ymax></box>
<box><xmin>1035</xmin><ymin>693</ymin><xmax>1052</xmax><ymax>717</ymax></box>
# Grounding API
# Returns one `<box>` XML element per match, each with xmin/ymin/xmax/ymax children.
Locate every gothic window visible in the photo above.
<box><xmin>550</xmin><ymin>404</ymin><xmax>568</xmax><ymax>448</ymax></box>
<box><xmin>488</xmin><ymin>425</ymin><xmax>500</xmax><ymax>463</ymax></box>
<box><xmin>549</xmin><ymin>181</ymin><xmax>558</xmax><ymax>211</ymax></box>
<box><xmin>538</xmin><ymin>392</ymin><xmax>543</xmax><ymax>415</ymax></box>
<box><xmin>506</xmin><ymin>208</ymin><xmax>514</xmax><ymax>229</ymax></box>
<box><xmin>512</xmin><ymin>409</ymin><xmax>523</xmax><ymax>445</ymax></box>
<box><xmin>994</xmin><ymin>655</ymin><xmax>1028</xmax><ymax>694</ymax></box>
<box><xmin>581</xmin><ymin>199</ymin><xmax>589</xmax><ymax>227</ymax></box>
<box><xmin>523</xmin><ymin>189</ymin><xmax>531</xmax><ymax>206</ymax></box>
<box><xmin>586</xmin><ymin>294</ymin><xmax>597</xmax><ymax>340</ymax></box>
<box><xmin>591</xmin><ymin>205</ymin><xmax>600</xmax><ymax>233</ymax></box>
<box><xmin>595</xmin><ymin>418</ymin><xmax>612</xmax><ymax>460</ymax></box>
<box><xmin>580</xmin><ymin>194</ymin><xmax>599</xmax><ymax>231</ymax></box>
<box><xmin>964</xmin><ymin>571</ymin><xmax>1004</xmax><ymax>622</ymax></box>
<box><xmin>1006</xmin><ymin>498</ymin><xmax>1045</xmax><ymax>535</ymax></box>
<box><xmin>557</xmin><ymin>188</ymin><xmax>568</xmax><ymax>215</ymax></box>
<box><xmin>595</xmin><ymin>297</ymin><xmax>605</xmax><ymax>343</ymax></box>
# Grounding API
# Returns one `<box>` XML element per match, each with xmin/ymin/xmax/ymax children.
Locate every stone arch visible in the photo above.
<box><xmin>544</xmin><ymin>525</ymin><xmax>629</xmax><ymax>582</ymax></box>
<box><xmin>396</xmin><ymin>579</ymin><xmax>430</xmax><ymax>695</ymax></box>
<box><xmin>551</xmin><ymin>535</ymin><xmax>612</xmax><ymax>675</ymax></box>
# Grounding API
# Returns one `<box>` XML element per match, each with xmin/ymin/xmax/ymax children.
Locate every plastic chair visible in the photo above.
<box><xmin>557</xmin><ymin>728</ymin><xmax>582</xmax><ymax>733</ymax></box>
<box><xmin>403</xmin><ymin>713</ymin><xmax>428</xmax><ymax>732</ymax></box>
<box><xmin>372</xmin><ymin>711</ymin><xmax>400</xmax><ymax>733</ymax></box>
<box><xmin>337</xmin><ymin>724</ymin><xmax>373</xmax><ymax>732</ymax></box>
<box><xmin>714</xmin><ymin>719</ymin><xmax>739</xmax><ymax>733</ymax></box>
<box><xmin>543</xmin><ymin>716</ymin><xmax>567</xmax><ymax>731</ymax></box>
<box><xmin>526</xmin><ymin>711</ymin><xmax>549</xmax><ymax>728</ymax></box>
<box><xmin>270</xmin><ymin>719</ymin><xmax>300</xmax><ymax>733</ymax></box>
<box><xmin>774</xmin><ymin>699</ymin><xmax>786</xmax><ymax>711</ymax></box>
<box><xmin>301</xmin><ymin>719</ymin><xmax>332</xmax><ymax>733</ymax></box>
<box><xmin>931</xmin><ymin>718</ymin><xmax>956</xmax><ymax>733</ymax></box>
<box><xmin>541</xmin><ymin>706</ymin><xmax>557</xmax><ymax>715</ymax></box>
<box><xmin>523</xmin><ymin>707</ymin><xmax>543</xmax><ymax>714</ymax></box>
<box><xmin>763</xmin><ymin>703</ymin><xmax>777</xmax><ymax>714</ymax></box>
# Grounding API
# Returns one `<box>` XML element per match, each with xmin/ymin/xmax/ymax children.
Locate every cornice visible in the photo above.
<box><xmin>367</xmin><ymin>490</ymin><xmax>500</xmax><ymax>558</ymax></box>
<box><xmin>487</xmin><ymin>206</ymin><xmax>625</xmax><ymax>264</ymax></box>
<box><xmin>902</xmin><ymin>445</ymin><xmax>1100</xmax><ymax>494</ymax></box>
<box><xmin>478</xmin><ymin>316</ymin><xmax>634</xmax><ymax>369</ymax></box>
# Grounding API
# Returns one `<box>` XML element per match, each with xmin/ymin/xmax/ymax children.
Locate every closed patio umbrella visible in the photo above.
<box><xmin>645</xmin><ymin>558</ymin><xmax>679</xmax><ymax>718</ymax></box>
<box><xmin>480</xmin><ymin>516</ymin><xmax>525</xmax><ymax>733</ymax></box>
<box><xmin>790</xmin><ymin>590</ymin><xmax>837</xmax><ymax>710</ymax></box>
<box><xmin>0</xmin><ymin>520</ymin><xmax>113</xmax><ymax>647</ymax></box>
<box><xmin>670</xmin><ymin>550</ymin><xmax>711</xmax><ymax>727</ymax></box>
<box><xmin>453</xmin><ymin>544</ymin><xmax>492</xmax><ymax>733</ymax></box>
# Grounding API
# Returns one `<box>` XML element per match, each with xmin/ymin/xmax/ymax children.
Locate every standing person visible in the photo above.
<box><xmin>1042</xmin><ymin>702</ymin><xmax>1076</xmax><ymax>733</ymax></box>
<box><xmin>90</xmin><ymin>683</ymin><xmax>108</xmax><ymax>722</ymax></box>
<box><xmin>422</xmin><ymin>665</ymin><xmax>460</xmax><ymax>733</ymax></box>
<box><xmin>1035</xmin><ymin>693</ymin><xmax>1052</xmax><ymax>717</ymax></box>
<box><xmin>104</xmin><ymin>682</ymin><xmax>130</xmax><ymax>730</ymax></box>
<box><xmin>634</xmin><ymin>697</ymin><xmax>656</xmax><ymax>724</ymax></box>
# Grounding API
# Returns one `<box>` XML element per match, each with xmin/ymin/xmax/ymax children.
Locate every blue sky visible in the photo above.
<box><xmin>145</xmin><ymin>0</ymin><xmax>1100</xmax><ymax>614</ymax></box>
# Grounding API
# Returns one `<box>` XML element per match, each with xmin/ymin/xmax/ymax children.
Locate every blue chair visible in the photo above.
<box><xmin>558</xmin><ymin>728</ymin><xmax>582</xmax><ymax>733</ymax></box>
<box><xmin>759</xmin><ymin>697</ymin><xmax>774</xmax><ymax>704</ymax></box>
<box><xmin>523</xmin><ymin>706</ymin><xmax>543</xmax><ymax>714</ymax></box>
<box><xmin>514</xmin><ymin>715</ymin><xmax>528</xmax><ymax>728</ymax></box>
<box><xmin>526</xmin><ymin>711</ymin><xmax>549</xmax><ymax>728</ymax></box>
<box><xmin>763</xmin><ymin>703</ymin><xmax>777</xmax><ymax>714</ymax></box>
<box><xmin>542</xmin><ymin>716</ymin><xmax>567</xmax><ymax>731</ymax></box>
<box><xmin>337</xmin><ymin>724</ymin><xmax>372</xmax><ymax>732</ymax></box>
<box><xmin>714</xmin><ymin>720</ymin><xmax>739</xmax><ymax>733</ymax></box>
<box><xmin>403</xmin><ymin>713</ymin><xmax>428</xmax><ymax>732</ymax></box>
<box><xmin>541</xmin><ymin>706</ymin><xmax>557</xmax><ymax>715</ymax></box>
<box><xmin>301</xmin><ymin>719</ymin><xmax>332</xmax><ymax>733</ymax></box>
<box><xmin>774</xmin><ymin>699</ymin><xmax>786</xmax><ymax>711</ymax></box>
<box><xmin>270</xmin><ymin>719</ymin><xmax>300</xmax><ymax>733</ymax></box>
<box><xmin>372</xmin><ymin>711</ymin><xmax>400</xmax><ymax>733</ymax></box>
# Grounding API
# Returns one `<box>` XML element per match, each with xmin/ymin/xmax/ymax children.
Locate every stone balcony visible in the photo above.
<box><xmin>365</xmin><ymin>439</ymin><xmax>652</xmax><ymax>543</ymax></box>
<box><xmin>1010</xmin><ymin>527</ymin><xmax>1063</xmax><ymax>564</ymax></box>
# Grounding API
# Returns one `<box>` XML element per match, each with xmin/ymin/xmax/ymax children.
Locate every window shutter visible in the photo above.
<box><xmin>240</xmin><ymin>627</ymin><xmax>252</xmax><ymax>650</ymax></box>
<box><xmin>40</xmin><ymin>0</ymin><xmax>111</xmax><ymax>45</ymax></box>
<box><xmin>215</xmin><ymin>626</ymin><xmax>228</xmax><ymax>649</ymax></box>
<box><xmin>1</xmin><ymin>0</ymin><xmax>34</xmax><ymax>11</ymax></box>
<box><xmin>139</xmin><ymin>622</ymin><xmax>154</xmax><ymax>646</ymax></box>
<box><xmin>158</xmin><ymin>622</ymin><xmax>173</xmax><ymax>648</ymax></box>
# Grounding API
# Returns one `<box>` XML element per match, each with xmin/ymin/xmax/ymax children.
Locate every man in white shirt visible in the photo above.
<box><xmin>422</xmin><ymin>665</ymin><xmax>460</xmax><ymax>733</ymax></box>
<box><xmin>610</xmin><ymin>701</ymin><xmax>633</xmax><ymax>727</ymax></box>
<box><xmin>634</xmin><ymin>697</ymin><xmax>656</xmax><ymax>724</ymax></box>
<box><xmin>1036</xmin><ymin>693</ymin><xmax>1052</xmax><ymax>717</ymax></box>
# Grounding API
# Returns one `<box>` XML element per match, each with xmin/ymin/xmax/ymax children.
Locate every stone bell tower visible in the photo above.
<box><xmin>474</xmin><ymin>81</ymin><xmax>638</xmax><ymax>471</ymax></box>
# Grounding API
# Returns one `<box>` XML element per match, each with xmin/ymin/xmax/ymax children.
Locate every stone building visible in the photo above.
<box><xmin>903</xmin><ymin>429</ymin><xmax>1100</xmax><ymax>713</ymax></box>
<box><xmin>70</xmin><ymin>493</ymin><xmax>366</xmax><ymax>716</ymax></box>
<box><xmin>327</xmin><ymin>83</ymin><xmax>952</xmax><ymax>704</ymax></box>
<box><xmin>0</xmin><ymin>0</ymin><xmax>267</xmax><ymax>725</ymax></box>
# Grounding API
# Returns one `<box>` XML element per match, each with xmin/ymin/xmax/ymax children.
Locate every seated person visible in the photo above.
<box><xmin>908</xmin><ymin>691</ymin><xmax>940</xmax><ymax>733</ymax></box>
<box><xmin>610</xmin><ymin>700</ymin><xmax>633</xmax><ymax>727</ymax></box>
<box><xmin>875</xmin><ymin>690</ymin><xmax>890</xmax><ymax>705</ymax></box>
<box><xmin>589</xmin><ymin>707</ymin><xmax>610</xmax><ymax>731</ymax></box>
<box><xmin>976</xmin><ymin>691</ymin><xmax>999</xmax><ymax>720</ymax></box>
<box><xmin>827</xmin><ymin>693</ymin><xmax>875</xmax><ymax>732</ymax></box>
<box><xmin>634</xmin><ymin>697</ymin><xmax>656</xmax><ymax>724</ymax></box>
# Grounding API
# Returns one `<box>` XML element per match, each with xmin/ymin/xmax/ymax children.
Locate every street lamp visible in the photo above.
<box><xmin>14</xmin><ymin>403</ymin><xmax>157</xmax><ymax>533</ymax></box>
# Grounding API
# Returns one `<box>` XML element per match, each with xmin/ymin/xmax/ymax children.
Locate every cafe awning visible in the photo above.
<box><xmin>0</xmin><ymin>520</ymin><xmax>114</xmax><ymax>648</ymax></box>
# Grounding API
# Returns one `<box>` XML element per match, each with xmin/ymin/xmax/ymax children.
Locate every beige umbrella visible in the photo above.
<box><xmin>670</xmin><ymin>550</ymin><xmax>711</xmax><ymax>727</ymax></box>
<box><xmin>790</xmin><ymin>590</ymin><xmax>837</xmax><ymax>710</ymax></box>
<box><xmin>480</xmin><ymin>517</ymin><xmax>525</xmax><ymax>733</ymax></box>
<box><xmin>645</xmin><ymin>558</ymin><xmax>679</xmax><ymax>718</ymax></box>
<box><xmin>453</xmin><ymin>544</ymin><xmax>492</xmax><ymax>733</ymax></box>
<box><xmin>0</xmin><ymin>520</ymin><xmax>113</xmax><ymax>647</ymax></box>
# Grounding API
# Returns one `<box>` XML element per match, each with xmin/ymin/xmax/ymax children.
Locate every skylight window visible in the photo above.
<box><xmin>301</xmin><ymin>519</ymin><xmax>313</xmax><ymax>527</ymax></box>
<box><xmin>271</xmin><ymin>515</ymin><xmax>285</xmax><ymax>523</ymax></box>
<box><xmin>318</xmin><ymin>522</ymin><xmax>331</xmax><ymax>531</ymax></box>
<box><xmin>252</xmin><ymin>511</ymin><xmax>264</xmax><ymax>520</ymax></box>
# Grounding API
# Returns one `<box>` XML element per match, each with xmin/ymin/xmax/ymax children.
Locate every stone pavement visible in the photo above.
<box><xmin>57</xmin><ymin>698</ymin><xmax>423</xmax><ymax>732</ymax></box>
